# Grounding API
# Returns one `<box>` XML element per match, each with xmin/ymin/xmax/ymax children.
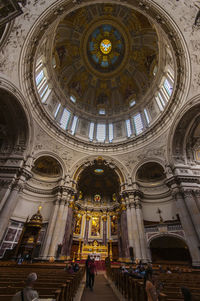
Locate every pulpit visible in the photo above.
<box><xmin>14</xmin><ymin>207</ymin><xmax>43</xmax><ymax>261</ymax></box>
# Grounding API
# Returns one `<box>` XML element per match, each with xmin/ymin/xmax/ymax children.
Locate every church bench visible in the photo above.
<box><xmin>0</xmin><ymin>266</ymin><xmax>84</xmax><ymax>301</ymax></box>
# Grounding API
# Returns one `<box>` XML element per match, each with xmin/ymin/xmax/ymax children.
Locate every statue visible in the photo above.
<box><xmin>74</xmin><ymin>214</ymin><xmax>82</xmax><ymax>235</ymax></box>
<box><xmin>78</xmin><ymin>190</ymin><xmax>83</xmax><ymax>200</ymax></box>
<box><xmin>111</xmin><ymin>215</ymin><xmax>118</xmax><ymax>235</ymax></box>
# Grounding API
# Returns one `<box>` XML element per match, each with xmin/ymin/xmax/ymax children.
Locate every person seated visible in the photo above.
<box><xmin>139</xmin><ymin>266</ymin><xmax>146</xmax><ymax>277</ymax></box>
<box><xmin>128</xmin><ymin>265</ymin><xmax>135</xmax><ymax>274</ymax></box>
<box><xmin>64</xmin><ymin>263</ymin><xmax>70</xmax><ymax>271</ymax></box>
<box><xmin>121</xmin><ymin>265</ymin><xmax>129</xmax><ymax>274</ymax></box>
<box><xmin>74</xmin><ymin>262</ymin><xmax>79</xmax><ymax>272</ymax></box>
<box><xmin>158</xmin><ymin>265</ymin><xmax>164</xmax><ymax>273</ymax></box>
<box><xmin>12</xmin><ymin>273</ymin><xmax>39</xmax><ymax>301</ymax></box>
<box><xmin>166</xmin><ymin>267</ymin><xmax>172</xmax><ymax>274</ymax></box>
<box><xmin>181</xmin><ymin>286</ymin><xmax>192</xmax><ymax>301</ymax></box>
<box><xmin>68</xmin><ymin>263</ymin><xmax>74</xmax><ymax>274</ymax></box>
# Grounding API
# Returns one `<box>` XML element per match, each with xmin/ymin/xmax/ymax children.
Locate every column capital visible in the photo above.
<box><xmin>12</xmin><ymin>181</ymin><xmax>24</xmax><ymax>192</ymax></box>
<box><xmin>122</xmin><ymin>189</ymin><xmax>143</xmax><ymax>199</ymax></box>
<box><xmin>53</xmin><ymin>199</ymin><xmax>60</xmax><ymax>206</ymax></box>
<box><xmin>135</xmin><ymin>190</ymin><xmax>143</xmax><ymax>199</ymax></box>
<box><xmin>194</xmin><ymin>190</ymin><xmax>200</xmax><ymax>197</ymax></box>
<box><xmin>0</xmin><ymin>179</ymin><xmax>13</xmax><ymax>189</ymax></box>
<box><xmin>61</xmin><ymin>186</ymin><xmax>74</xmax><ymax>195</ymax></box>
<box><xmin>102</xmin><ymin>215</ymin><xmax>107</xmax><ymax>221</ymax></box>
<box><xmin>182</xmin><ymin>188</ymin><xmax>194</xmax><ymax>197</ymax></box>
<box><xmin>130</xmin><ymin>201</ymin><xmax>135</xmax><ymax>209</ymax></box>
<box><xmin>135</xmin><ymin>200</ymin><xmax>142</xmax><ymax>209</ymax></box>
<box><xmin>120</xmin><ymin>203</ymin><xmax>127</xmax><ymax>211</ymax></box>
<box><xmin>59</xmin><ymin>199</ymin><xmax>65</xmax><ymax>205</ymax></box>
<box><xmin>18</xmin><ymin>167</ymin><xmax>33</xmax><ymax>181</ymax></box>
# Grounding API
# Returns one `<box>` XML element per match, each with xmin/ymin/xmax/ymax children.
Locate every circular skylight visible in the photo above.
<box><xmin>87</xmin><ymin>23</ymin><xmax>125</xmax><ymax>73</ymax></box>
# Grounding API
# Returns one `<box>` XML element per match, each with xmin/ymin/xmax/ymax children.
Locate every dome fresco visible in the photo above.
<box><xmin>53</xmin><ymin>4</ymin><xmax>159</xmax><ymax>114</ymax></box>
<box><xmin>88</xmin><ymin>24</ymin><xmax>125</xmax><ymax>73</ymax></box>
<box><xmin>34</xmin><ymin>2</ymin><xmax>175</xmax><ymax>144</ymax></box>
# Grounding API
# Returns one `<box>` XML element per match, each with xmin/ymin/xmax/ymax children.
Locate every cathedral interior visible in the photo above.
<box><xmin>1</xmin><ymin>0</ymin><xmax>200</xmax><ymax>271</ymax></box>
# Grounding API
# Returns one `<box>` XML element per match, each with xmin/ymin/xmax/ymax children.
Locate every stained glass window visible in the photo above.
<box><xmin>130</xmin><ymin>99</ymin><xmax>136</xmax><ymax>107</ymax></box>
<box><xmin>60</xmin><ymin>109</ymin><xmax>71</xmax><ymax>130</ymax></box>
<box><xmin>71</xmin><ymin>116</ymin><xmax>78</xmax><ymax>135</ymax></box>
<box><xmin>54</xmin><ymin>103</ymin><xmax>61</xmax><ymax>118</ymax></box>
<box><xmin>96</xmin><ymin>124</ymin><xmax>106</xmax><ymax>142</ymax></box>
<box><xmin>144</xmin><ymin>108</ymin><xmax>150</xmax><ymax>124</ymax></box>
<box><xmin>70</xmin><ymin>95</ymin><xmax>76</xmax><ymax>103</ymax></box>
<box><xmin>164</xmin><ymin>79</ymin><xmax>172</xmax><ymax>96</ymax></box>
<box><xmin>133</xmin><ymin>113</ymin><xmax>143</xmax><ymax>135</ymax></box>
<box><xmin>126</xmin><ymin>119</ymin><xmax>132</xmax><ymax>137</ymax></box>
<box><xmin>155</xmin><ymin>96</ymin><xmax>164</xmax><ymax>111</ymax></box>
<box><xmin>89</xmin><ymin>122</ymin><xmax>94</xmax><ymax>141</ymax></box>
<box><xmin>109</xmin><ymin>123</ymin><xmax>114</xmax><ymax>142</ymax></box>
<box><xmin>36</xmin><ymin>70</ymin><xmax>44</xmax><ymax>86</ymax></box>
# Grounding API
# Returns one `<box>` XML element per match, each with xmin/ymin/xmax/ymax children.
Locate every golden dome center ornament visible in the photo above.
<box><xmin>100</xmin><ymin>39</ymin><xmax>112</xmax><ymax>54</ymax></box>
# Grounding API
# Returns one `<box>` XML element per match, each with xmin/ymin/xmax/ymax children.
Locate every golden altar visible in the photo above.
<box><xmin>81</xmin><ymin>240</ymin><xmax>108</xmax><ymax>260</ymax></box>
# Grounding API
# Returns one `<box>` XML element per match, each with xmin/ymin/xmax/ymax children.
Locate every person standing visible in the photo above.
<box><xmin>88</xmin><ymin>258</ymin><xmax>97</xmax><ymax>291</ymax></box>
<box><xmin>85</xmin><ymin>255</ymin><xmax>91</xmax><ymax>288</ymax></box>
<box><xmin>12</xmin><ymin>273</ymin><xmax>39</xmax><ymax>301</ymax></box>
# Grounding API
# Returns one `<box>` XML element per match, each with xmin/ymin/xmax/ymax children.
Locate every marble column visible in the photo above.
<box><xmin>58</xmin><ymin>190</ymin><xmax>72</xmax><ymax>246</ymax></box>
<box><xmin>58</xmin><ymin>200</ymin><xmax>69</xmax><ymax>245</ymax></box>
<box><xmin>129</xmin><ymin>193</ymin><xmax>141</xmax><ymax>260</ymax></box>
<box><xmin>41</xmin><ymin>199</ymin><xmax>60</xmax><ymax>258</ymax></box>
<box><xmin>184</xmin><ymin>190</ymin><xmax>200</xmax><ymax>241</ymax></box>
<box><xmin>61</xmin><ymin>203</ymin><xmax>74</xmax><ymax>257</ymax></box>
<box><xmin>174</xmin><ymin>191</ymin><xmax>200</xmax><ymax>266</ymax></box>
<box><xmin>84</xmin><ymin>215</ymin><xmax>90</xmax><ymax>244</ymax></box>
<box><xmin>135</xmin><ymin>193</ymin><xmax>148</xmax><ymax>262</ymax></box>
<box><xmin>48</xmin><ymin>199</ymin><xmax>65</xmax><ymax>257</ymax></box>
<box><xmin>0</xmin><ymin>178</ymin><xmax>14</xmax><ymax>212</ymax></box>
<box><xmin>117</xmin><ymin>214</ymin><xmax>122</xmax><ymax>260</ymax></box>
<box><xmin>126</xmin><ymin>203</ymin><xmax>134</xmax><ymax>250</ymax></box>
<box><xmin>0</xmin><ymin>169</ymin><xmax>31</xmax><ymax>242</ymax></box>
<box><xmin>121</xmin><ymin>206</ymin><xmax>129</xmax><ymax>259</ymax></box>
<box><xmin>102</xmin><ymin>215</ymin><xmax>107</xmax><ymax>245</ymax></box>
<box><xmin>194</xmin><ymin>190</ymin><xmax>200</xmax><ymax>210</ymax></box>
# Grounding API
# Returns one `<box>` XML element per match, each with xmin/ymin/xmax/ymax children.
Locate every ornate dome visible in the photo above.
<box><xmin>52</xmin><ymin>5</ymin><xmax>159</xmax><ymax>115</ymax></box>
<box><xmin>32</xmin><ymin>2</ymin><xmax>178</xmax><ymax>145</ymax></box>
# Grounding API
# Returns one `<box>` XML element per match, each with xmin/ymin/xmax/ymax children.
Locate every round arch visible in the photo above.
<box><xmin>70</xmin><ymin>155</ymin><xmax>128</xmax><ymax>188</ymax></box>
<box><xmin>132</xmin><ymin>158</ymin><xmax>166</xmax><ymax>182</ymax></box>
<box><xmin>148</xmin><ymin>234</ymin><xmax>191</xmax><ymax>263</ymax></box>
<box><xmin>0</xmin><ymin>80</ymin><xmax>33</xmax><ymax>156</ymax></box>
<box><xmin>167</xmin><ymin>95</ymin><xmax>200</xmax><ymax>165</ymax></box>
<box><xmin>33</xmin><ymin>151</ymin><xmax>66</xmax><ymax>178</ymax></box>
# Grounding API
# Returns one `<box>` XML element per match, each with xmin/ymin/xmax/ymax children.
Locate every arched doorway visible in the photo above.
<box><xmin>150</xmin><ymin>236</ymin><xmax>191</xmax><ymax>264</ymax></box>
<box><xmin>69</xmin><ymin>157</ymin><xmax>121</xmax><ymax>262</ymax></box>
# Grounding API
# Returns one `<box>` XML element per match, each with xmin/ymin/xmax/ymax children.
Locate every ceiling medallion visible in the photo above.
<box><xmin>87</xmin><ymin>24</ymin><xmax>125</xmax><ymax>73</ymax></box>
<box><xmin>81</xmin><ymin>18</ymin><xmax>130</xmax><ymax>79</ymax></box>
<box><xmin>100</xmin><ymin>39</ymin><xmax>112</xmax><ymax>55</ymax></box>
